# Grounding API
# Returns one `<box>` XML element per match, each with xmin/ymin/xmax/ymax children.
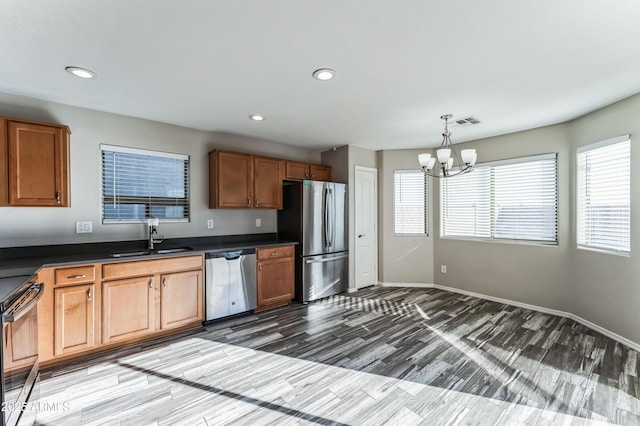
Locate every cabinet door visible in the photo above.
<box><xmin>284</xmin><ymin>161</ymin><xmax>310</xmax><ymax>180</ymax></box>
<box><xmin>54</xmin><ymin>284</ymin><xmax>95</xmax><ymax>356</ymax></box>
<box><xmin>102</xmin><ymin>276</ymin><xmax>155</xmax><ymax>344</ymax></box>
<box><xmin>209</xmin><ymin>151</ymin><xmax>253</xmax><ymax>208</ymax></box>
<box><xmin>7</xmin><ymin>120</ymin><xmax>69</xmax><ymax>206</ymax></box>
<box><xmin>309</xmin><ymin>164</ymin><xmax>332</xmax><ymax>181</ymax></box>
<box><xmin>160</xmin><ymin>270</ymin><xmax>203</xmax><ymax>330</ymax></box>
<box><xmin>4</xmin><ymin>305</ymin><xmax>38</xmax><ymax>370</ymax></box>
<box><xmin>257</xmin><ymin>257</ymin><xmax>294</xmax><ymax>310</ymax></box>
<box><xmin>253</xmin><ymin>156</ymin><xmax>283</xmax><ymax>209</ymax></box>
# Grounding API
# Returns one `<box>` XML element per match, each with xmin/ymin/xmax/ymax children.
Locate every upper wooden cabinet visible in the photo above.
<box><xmin>284</xmin><ymin>160</ymin><xmax>331</xmax><ymax>181</ymax></box>
<box><xmin>254</xmin><ymin>156</ymin><xmax>283</xmax><ymax>209</ymax></box>
<box><xmin>209</xmin><ymin>150</ymin><xmax>283</xmax><ymax>209</ymax></box>
<box><xmin>0</xmin><ymin>116</ymin><xmax>70</xmax><ymax>207</ymax></box>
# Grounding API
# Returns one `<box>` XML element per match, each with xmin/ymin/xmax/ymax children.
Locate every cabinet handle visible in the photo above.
<box><xmin>258</xmin><ymin>264</ymin><xmax>262</xmax><ymax>272</ymax></box>
<box><xmin>87</xmin><ymin>287</ymin><xmax>92</xmax><ymax>301</ymax></box>
<box><xmin>271</xmin><ymin>252</ymin><xmax>280</xmax><ymax>256</ymax></box>
<box><xmin>56</xmin><ymin>190</ymin><xmax>61</xmax><ymax>204</ymax></box>
<box><xmin>311</xmin><ymin>174</ymin><xmax>315</xmax><ymax>179</ymax></box>
<box><xmin>248</xmin><ymin>197</ymin><xmax>251</xmax><ymax>207</ymax></box>
<box><xmin>67</xmin><ymin>274</ymin><xmax>86</xmax><ymax>279</ymax></box>
<box><xmin>149</xmin><ymin>278</ymin><xmax>153</xmax><ymax>289</ymax></box>
<box><xmin>163</xmin><ymin>277</ymin><xmax>167</xmax><ymax>288</ymax></box>
<box><xmin>305</xmin><ymin>173</ymin><xmax>309</xmax><ymax>178</ymax></box>
<box><xmin>255</xmin><ymin>198</ymin><xmax>259</xmax><ymax>206</ymax></box>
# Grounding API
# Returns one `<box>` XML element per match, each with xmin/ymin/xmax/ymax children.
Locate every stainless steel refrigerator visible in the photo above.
<box><xmin>278</xmin><ymin>180</ymin><xmax>348</xmax><ymax>302</ymax></box>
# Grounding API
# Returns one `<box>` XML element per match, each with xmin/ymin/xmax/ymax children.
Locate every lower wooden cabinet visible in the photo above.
<box><xmin>102</xmin><ymin>276</ymin><xmax>155</xmax><ymax>345</ymax></box>
<box><xmin>256</xmin><ymin>245</ymin><xmax>295</xmax><ymax>311</ymax></box>
<box><xmin>37</xmin><ymin>254</ymin><xmax>204</xmax><ymax>366</ymax></box>
<box><xmin>54</xmin><ymin>284</ymin><xmax>95</xmax><ymax>355</ymax></box>
<box><xmin>160</xmin><ymin>270</ymin><xmax>203</xmax><ymax>330</ymax></box>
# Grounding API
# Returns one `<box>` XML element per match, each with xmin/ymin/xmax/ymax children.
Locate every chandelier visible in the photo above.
<box><xmin>418</xmin><ymin>114</ymin><xmax>477</xmax><ymax>178</ymax></box>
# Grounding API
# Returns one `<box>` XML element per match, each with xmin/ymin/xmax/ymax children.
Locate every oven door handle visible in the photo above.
<box><xmin>2</xmin><ymin>283</ymin><xmax>44</xmax><ymax>323</ymax></box>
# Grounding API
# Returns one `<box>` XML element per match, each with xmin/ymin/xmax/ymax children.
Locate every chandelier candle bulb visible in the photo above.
<box><xmin>427</xmin><ymin>157</ymin><xmax>436</xmax><ymax>171</ymax></box>
<box><xmin>461</xmin><ymin>149</ymin><xmax>477</xmax><ymax>165</ymax></box>
<box><xmin>418</xmin><ymin>153</ymin><xmax>432</xmax><ymax>167</ymax></box>
<box><xmin>437</xmin><ymin>149</ymin><xmax>451</xmax><ymax>164</ymax></box>
<box><xmin>446</xmin><ymin>158</ymin><xmax>454</xmax><ymax>170</ymax></box>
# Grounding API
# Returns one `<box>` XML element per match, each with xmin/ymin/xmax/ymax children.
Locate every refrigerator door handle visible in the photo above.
<box><xmin>305</xmin><ymin>254</ymin><xmax>348</xmax><ymax>263</ymax></box>
<box><xmin>323</xmin><ymin>187</ymin><xmax>330</xmax><ymax>248</ymax></box>
<box><xmin>328</xmin><ymin>187</ymin><xmax>334</xmax><ymax>248</ymax></box>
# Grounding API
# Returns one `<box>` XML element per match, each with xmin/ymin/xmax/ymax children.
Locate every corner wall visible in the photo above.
<box><xmin>378</xmin><ymin>149</ymin><xmax>434</xmax><ymax>284</ymax></box>
<box><xmin>322</xmin><ymin>145</ymin><xmax>377</xmax><ymax>290</ymax></box>
<box><xmin>569</xmin><ymin>93</ymin><xmax>640</xmax><ymax>344</ymax></box>
<box><xmin>433</xmin><ymin>124</ymin><xmax>572</xmax><ymax>313</ymax></box>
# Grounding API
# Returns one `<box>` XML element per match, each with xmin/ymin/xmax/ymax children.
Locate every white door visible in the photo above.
<box><xmin>355</xmin><ymin>166</ymin><xmax>378</xmax><ymax>289</ymax></box>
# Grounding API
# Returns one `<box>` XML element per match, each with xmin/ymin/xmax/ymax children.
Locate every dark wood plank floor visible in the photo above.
<box><xmin>34</xmin><ymin>286</ymin><xmax>639</xmax><ymax>425</ymax></box>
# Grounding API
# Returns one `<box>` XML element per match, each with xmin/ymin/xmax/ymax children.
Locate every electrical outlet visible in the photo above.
<box><xmin>440</xmin><ymin>265</ymin><xmax>447</xmax><ymax>274</ymax></box>
<box><xmin>207</xmin><ymin>219</ymin><xmax>214</xmax><ymax>229</ymax></box>
<box><xmin>75</xmin><ymin>221</ymin><xmax>93</xmax><ymax>234</ymax></box>
<box><xmin>256</xmin><ymin>218</ymin><xmax>262</xmax><ymax>227</ymax></box>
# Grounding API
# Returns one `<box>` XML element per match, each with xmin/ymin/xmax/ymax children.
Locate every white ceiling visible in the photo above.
<box><xmin>1</xmin><ymin>1</ymin><xmax>639</xmax><ymax>150</ymax></box>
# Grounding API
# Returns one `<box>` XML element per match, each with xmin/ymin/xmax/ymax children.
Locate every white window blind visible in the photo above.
<box><xmin>441</xmin><ymin>153</ymin><xmax>557</xmax><ymax>244</ymax></box>
<box><xmin>577</xmin><ymin>135</ymin><xmax>630</xmax><ymax>255</ymax></box>
<box><xmin>101</xmin><ymin>145</ymin><xmax>190</xmax><ymax>223</ymax></box>
<box><xmin>394</xmin><ymin>170</ymin><xmax>428</xmax><ymax>235</ymax></box>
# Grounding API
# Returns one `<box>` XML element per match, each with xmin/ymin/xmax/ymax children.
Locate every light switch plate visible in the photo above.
<box><xmin>256</xmin><ymin>218</ymin><xmax>262</xmax><ymax>227</ymax></box>
<box><xmin>75</xmin><ymin>221</ymin><xmax>93</xmax><ymax>234</ymax></box>
<box><xmin>207</xmin><ymin>219</ymin><xmax>214</xmax><ymax>229</ymax></box>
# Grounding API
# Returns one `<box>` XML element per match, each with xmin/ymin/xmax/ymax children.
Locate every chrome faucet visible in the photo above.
<box><xmin>147</xmin><ymin>219</ymin><xmax>164</xmax><ymax>250</ymax></box>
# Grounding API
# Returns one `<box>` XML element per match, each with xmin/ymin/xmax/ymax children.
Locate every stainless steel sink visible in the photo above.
<box><xmin>108</xmin><ymin>247</ymin><xmax>192</xmax><ymax>258</ymax></box>
<box><xmin>154</xmin><ymin>247</ymin><xmax>192</xmax><ymax>254</ymax></box>
<box><xmin>109</xmin><ymin>250</ymin><xmax>151</xmax><ymax>258</ymax></box>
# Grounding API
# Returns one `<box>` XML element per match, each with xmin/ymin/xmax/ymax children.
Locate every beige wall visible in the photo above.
<box><xmin>433</xmin><ymin>124</ymin><xmax>572</xmax><ymax>312</ymax></box>
<box><xmin>322</xmin><ymin>145</ymin><xmax>378</xmax><ymax>290</ymax></box>
<box><xmin>569</xmin><ymin>93</ymin><xmax>640</xmax><ymax>344</ymax></box>
<box><xmin>378</xmin><ymin>149</ymin><xmax>434</xmax><ymax>284</ymax></box>
<box><xmin>0</xmin><ymin>92</ymin><xmax>320</xmax><ymax>247</ymax></box>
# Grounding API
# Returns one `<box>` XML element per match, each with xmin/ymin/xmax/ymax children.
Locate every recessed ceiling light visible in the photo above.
<box><xmin>65</xmin><ymin>66</ymin><xmax>97</xmax><ymax>79</ymax></box>
<box><xmin>249</xmin><ymin>114</ymin><xmax>265</xmax><ymax>121</ymax></box>
<box><xmin>312</xmin><ymin>68</ymin><xmax>335</xmax><ymax>81</ymax></box>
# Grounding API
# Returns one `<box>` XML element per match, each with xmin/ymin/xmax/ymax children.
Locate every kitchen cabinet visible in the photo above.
<box><xmin>284</xmin><ymin>160</ymin><xmax>332</xmax><ymax>181</ymax></box>
<box><xmin>254</xmin><ymin>156</ymin><xmax>283</xmax><ymax>209</ymax></box>
<box><xmin>54</xmin><ymin>284</ymin><xmax>95</xmax><ymax>355</ymax></box>
<box><xmin>0</xmin><ymin>116</ymin><xmax>70</xmax><ymax>207</ymax></box>
<box><xmin>102</xmin><ymin>255</ymin><xmax>204</xmax><ymax>344</ymax></box>
<box><xmin>256</xmin><ymin>245</ymin><xmax>295</xmax><ymax>312</ymax></box>
<box><xmin>160</xmin><ymin>270</ymin><xmax>203</xmax><ymax>330</ymax></box>
<box><xmin>102</xmin><ymin>276</ymin><xmax>155</xmax><ymax>344</ymax></box>
<box><xmin>209</xmin><ymin>150</ymin><xmax>283</xmax><ymax>209</ymax></box>
<box><xmin>208</xmin><ymin>150</ymin><xmax>253</xmax><ymax>208</ymax></box>
<box><xmin>36</xmin><ymin>254</ymin><xmax>204</xmax><ymax>366</ymax></box>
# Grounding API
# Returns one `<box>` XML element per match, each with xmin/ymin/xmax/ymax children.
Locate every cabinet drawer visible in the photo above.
<box><xmin>102</xmin><ymin>255</ymin><xmax>203</xmax><ymax>281</ymax></box>
<box><xmin>55</xmin><ymin>265</ymin><xmax>96</xmax><ymax>285</ymax></box>
<box><xmin>257</xmin><ymin>245</ymin><xmax>294</xmax><ymax>260</ymax></box>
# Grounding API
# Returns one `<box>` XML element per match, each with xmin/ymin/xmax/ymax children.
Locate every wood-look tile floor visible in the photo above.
<box><xmin>34</xmin><ymin>286</ymin><xmax>639</xmax><ymax>425</ymax></box>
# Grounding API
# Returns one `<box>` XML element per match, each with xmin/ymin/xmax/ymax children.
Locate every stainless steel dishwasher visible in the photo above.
<box><xmin>205</xmin><ymin>249</ymin><xmax>256</xmax><ymax>323</ymax></box>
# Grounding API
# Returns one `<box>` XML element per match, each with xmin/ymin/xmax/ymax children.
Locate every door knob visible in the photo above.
<box><xmin>358</xmin><ymin>234</ymin><xmax>367</xmax><ymax>238</ymax></box>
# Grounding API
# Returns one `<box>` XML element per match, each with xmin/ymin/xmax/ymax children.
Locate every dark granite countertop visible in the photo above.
<box><xmin>0</xmin><ymin>233</ymin><xmax>297</xmax><ymax>282</ymax></box>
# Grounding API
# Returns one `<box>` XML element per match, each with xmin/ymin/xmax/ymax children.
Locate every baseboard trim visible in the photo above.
<box><xmin>379</xmin><ymin>282</ymin><xmax>640</xmax><ymax>352</ymax></box>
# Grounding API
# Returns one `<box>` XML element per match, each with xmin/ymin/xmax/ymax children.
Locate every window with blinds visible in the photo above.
<box><xmin>441</xmin><ymin>153</ymin><xmax>557</xmax><ymax>244</ymax></box>
<box><xmin>394</xmin><ymin>170</ymin><xmax>428</xmax><ymax>236</ymax></box>
<box><xmin>577</xmin><ymin>135</ymin><xmax>630</xmax><ymax>255</ymax></box>
<box><xmin>101</xmin><ymin>145</ymin><xmax>190</xmax><ymax>223</ymax></box>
